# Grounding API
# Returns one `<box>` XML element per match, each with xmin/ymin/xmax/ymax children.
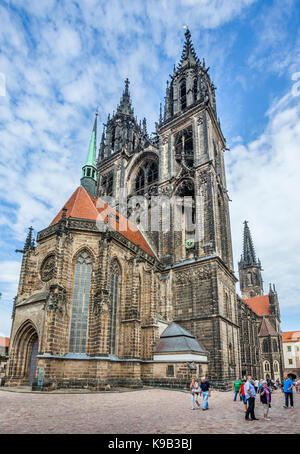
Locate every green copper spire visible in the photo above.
<box><xmin>81</xmin><ymin>112</ymin><xmax>98</xmax><ymax>197</ymax></box>
<box><xmin>82</xmin><ymin>112</ymin><xmax>97</xmax><ymax>174</ymax></box>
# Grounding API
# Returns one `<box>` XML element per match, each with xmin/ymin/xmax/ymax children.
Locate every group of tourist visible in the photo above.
<box><xmin>233</xmin><ymin>375</ymin><xmax>296</xmax><ymax>421</ymax></box>
<box><xmin>190</xmin><ymin>374</ymin><xmax>296</xmax><ymax>421</ymax></box>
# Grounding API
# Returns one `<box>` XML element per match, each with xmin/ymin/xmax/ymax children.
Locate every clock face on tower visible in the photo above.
<box><xmin>185</xmin><ymin>238</ymin><xmax>195</xmax><ymax>250</ymax></box>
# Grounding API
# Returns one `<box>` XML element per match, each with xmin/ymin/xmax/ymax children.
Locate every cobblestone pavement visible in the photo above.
<box><xmin>0</xmin><ymin>388</ymin><xmax>299</xmax><ymax>434</ymax></box>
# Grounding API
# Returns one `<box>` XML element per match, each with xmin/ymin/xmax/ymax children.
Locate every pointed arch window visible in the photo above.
<box><xmin>109</xmin><ymin>262</ymin><xmax>121</xmax><ymax>355</ymax></box>
<box><xmin>262</xmin><ymin>339</ymin><xmax>268</xmax><ymax>353</ymax></box>
<box><xmin>175</xmin><ymin>126</ymin><xmax>194</xmax><ymax>167</ymax></box>
<box><xmin>180</xmin><ymin>79</ymin><xmax>187</xmax><ymax>110</ymax></box>
<box><xmin>273</xmin><ymin>339</ymin><xmax>278</xmax><ymax>352</ymax></box>
<box><xmin>111</xmin><ymin>127</ymin><xmax>116</xmax><ymax>152</ymax></box>
<box><xmin>148</xmin><ymin>161</ymin><xmax>158</xmax><ymax>185</ymax></box>
<box><xmin>134</xmin><ymin>161</ymin><xmax>158</xmax><ymax>194</ymax></box>
<box><xmin>69</xmin><ymin>251</ymin><xmax>92</xmax><ymax>353</ymax></box>
<box><xmin>193</xmin><ymin>78</ymin><xmax>198</xmax><ymax>103</ymax></box>
<box><xmin>135</xmin><ymin>168</ymin><xmax>145</xmax><ymax>193</ymax></box>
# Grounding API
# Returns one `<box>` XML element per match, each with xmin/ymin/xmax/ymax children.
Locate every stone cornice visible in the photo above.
<box><xmin>37</xmin><ymin>218</ymin><xmax>163</xmax><ymax>269</ymax></box>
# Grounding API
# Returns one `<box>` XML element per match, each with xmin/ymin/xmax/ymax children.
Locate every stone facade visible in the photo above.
<box><xmin>237</xmin><ymin>221</ymin><xmax>284</xmax><ymax>381</ymax></box>
<box><xmin>5</xmin><ymin>29</ymin><xmax>285</xmax><ymax>391</ymax></box>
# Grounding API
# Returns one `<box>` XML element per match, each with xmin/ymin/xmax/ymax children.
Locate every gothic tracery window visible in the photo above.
<box><xmin>193</xmin><ymin>78</ymin><xmax>198</xmax><ymax>103</ymax></box>
<box><xmin>109</xmin><ymin>261</ymin><xmax>121</xmax><ymax>355</ymax></box>
<box><xmin>175</xmin><ymin>127</ymin><xmax>194</xmax><ymax>167</ymax></box>
<box><xmin>180</xmin><ymin>79</ymin><xmax>187</xmax><ymax>110</ymax></box>
<box><xmin>262</xmin><ymin>339</ymin><xmax>268</xmax><ymax>353</ymax></box>
<box><xmin>134</xmin><ymin>160</ymin><xmax>158</xmax><ymax>194</ymax></box>
<box><xmin>69</xmin><ymin>251</ymin><xmax>92</xmax><ymax>353</ymax></box>
<box><xmin>102</xmin><ymin>172</ymin><xmax>114</xmax><ymax>197</ymax></box>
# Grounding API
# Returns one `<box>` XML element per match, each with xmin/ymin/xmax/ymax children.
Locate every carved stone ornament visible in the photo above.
<box><xmin>93</xmin><ymin>288</ymin><xmax>110</xmax><ymax>316</ymax></box>
<box><xmin>175</xmin><ymin>266</ymin><xmax>211</xmax><ymax>284</ymax></box>
<box><xmin>40</xmin><ymin>255</ymin><xmax>56</xmax><ymax>282</ymax></box>
<box><xmin>46</xmin><ymin>284</ymin><xmax>67</xmax><ymax>313</ymax></box>
<box><xmin>197</xmin><ymin>114</ymin><xmax>204</xmax><ymax>126</ymax></box>
<box><xmin>198</xmin><ymin>171</ymin><xmax>209</xmax><ymax>186</ymax></box>
<box><xmin>158</xmin><ymin>184</ymin><xmax>172</xmax><ymax>197</ymax></box>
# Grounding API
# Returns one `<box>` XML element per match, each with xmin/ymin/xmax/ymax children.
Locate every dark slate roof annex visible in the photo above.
<box><xmin>154</xmin><ymin>322</ymin><xmax>208</xmax><ymax>354</ymax></box>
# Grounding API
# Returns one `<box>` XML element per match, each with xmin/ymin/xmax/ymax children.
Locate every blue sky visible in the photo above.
<box><xmin>0</xmin><ymin>0</ymin><xmax>300</xmax><ymax>336</ymax></box>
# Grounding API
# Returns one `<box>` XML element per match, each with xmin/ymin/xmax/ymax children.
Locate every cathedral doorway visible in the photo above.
<box><xmin>8</xmin><ymin>320</ymin><xmax>39</xmax><ymax>385</ymax></box>
<box><xmin>28</xmin><ymin>336</ymin><xmax>39</xmax><ymax>386</ymax></box>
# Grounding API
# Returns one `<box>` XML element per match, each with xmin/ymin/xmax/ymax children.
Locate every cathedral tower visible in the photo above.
<box><xmin>156</xmin><ymin>28</ymin><xmax>239</xmax><ymax>388</ymax></box>
<box><xmin>238</xmin><ymin>221</ymin><xmax>263</xmax><ymax>298</ymax></box>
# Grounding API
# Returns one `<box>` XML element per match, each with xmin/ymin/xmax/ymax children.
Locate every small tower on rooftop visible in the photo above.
<box><xmin>238</xmin><ymin>221</ymin><xmax>264</xmax><ymax>298</ymax></box>
<box><xmin>81</xmin><ymin>112</ymin><xmax>98</xmax><ymax>197</ymax></box>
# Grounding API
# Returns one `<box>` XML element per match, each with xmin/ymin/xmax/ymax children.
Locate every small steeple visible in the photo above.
<box><xmin>15</xmin><ymin>227</ymin><xmax>35</xmax><ymax>254</ymax></box>
<box><xmin>142</xmin><ymin>117</ymin><xmax>148</xmax><ymax>137</ymax></box>
<box><xmin>242</xmin><ymin>220</ymin><xmax>257</xmax><ymax>265</ymax></box>
<box><xmin>116</xmin><ymin>78</ymin><xmax>134</xmax><ymax>116</ymax></box>
<box><xmin>159</xmin><ymin>103</ymin><xmax>162</xmax><ymax>124</ymax></box>
<box><xmin>98</xmin><ymin>125</ymin><xmax>106</xmax><ymax>163</ymax></box>
<box><xmin>177</xmin><ymin>27</ymin><xmax>200</xmax><ymax>70</ymax></box>
<box><xmin>81</xmin><ymin>112</ymin><xmax>98</xmax><ymax>197</ymax></box>
<box><xmin>24</xmin><ymin>226</ymin><xmax>34</xmax><ymax>251</ymax></box>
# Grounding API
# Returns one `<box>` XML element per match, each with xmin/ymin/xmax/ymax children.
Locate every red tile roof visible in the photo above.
<box><xmin>243</xmin><ymin>295</ymin><xmax>270</xmax><ymax>316</ymax></box>
<box><xmin>50</xmin><ymin>186</ymin><xmax>155</xmax><ymax>258</ymax></box>
<box><xmin>282</xmin><ymin>331</ymin><xmax>300</xmax><ymax>343</ymax></box>
<box><xmin>0</xmin><ymin>337</ymin><xmax>9</xmax><ymax>348</ymax></box>
<box><xmin>258</xmin><ymin>318</ymin><xmax>279</xmax><ymax>337</ymax></box>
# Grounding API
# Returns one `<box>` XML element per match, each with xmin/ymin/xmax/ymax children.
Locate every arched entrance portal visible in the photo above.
<box><xmin>28</xmin><ymin>335</ymin><xmax>39</xmax><ymax>386</ymax></box>
<box><xmin>8</xmin><ymin>320</ymin><xmax>39</xmax><ymax>386</ymax></box>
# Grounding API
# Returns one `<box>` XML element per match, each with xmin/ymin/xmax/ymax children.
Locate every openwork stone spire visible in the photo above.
<box><xmin>177</xmin><ymin>27</ymin><xmax>200</xmax><ymax>69</ymax></box>
<box><xmin>238</xmin><ymin>221</ymin><xmax>264</xmax><ymax>298</ymax></box>
<box><xmin>242</xmin><ymin>221</ymin><xmax>257</xmax><ymax>265</ymax></box>
<box><xmin>116</xmin><ymin>78</ymin><xmax>134</xmax><ymax>116</ymax></box>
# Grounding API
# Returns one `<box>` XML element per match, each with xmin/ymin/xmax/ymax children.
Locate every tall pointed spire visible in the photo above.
<box><xmin>238</xmin><ymin>221</ymin><xmax>264</xmax><ymax>298</ymax></box>
<box><xmin>116</xmin><ymin>77</ymin><xmax>134</xmax><ymax>116</ymax></box>
<box><xmin>84</xmin><ymin>112</ymin><xmax>97</xmax><ymax>169</ymax></box>
<box><xmin>178</xmin><ymin>27</ymin><xmax>200</xmax><ymax>69</ymax></box>
<box><xmin>242</xmin><ymin>220</ymin><xmax>257</xmax><ymax>265</ymax></box>
<box><xmin>81</xmin><ymin>112</ymin><xmax>98</xmax><ymax>197</ymax></box>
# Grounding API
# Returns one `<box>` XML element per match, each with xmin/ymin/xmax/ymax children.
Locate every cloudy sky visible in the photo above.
<box><xmin>0</xmin><ymin>0</ymin><xmax>300</xmax><ymax>336</ymax></box>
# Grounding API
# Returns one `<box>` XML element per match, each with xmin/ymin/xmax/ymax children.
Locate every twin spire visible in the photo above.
<box><xmin>116</xmin><ymin>77</ymin><xmax>134</xmax><ymax>116</ymax></box>
<box><xmin>81</xmin><ymin>28</ymin><xmax>201</xmax><ymax>193</ymax></box>
<box><xmin>177</xmin><ymin>27</ymin><xmax>200</xmax><ymax>70</ymax></box>
<box><xmin>241</xmin><ymin>221</ymin><xmax>260</xmax><ymax>266</ymax></box>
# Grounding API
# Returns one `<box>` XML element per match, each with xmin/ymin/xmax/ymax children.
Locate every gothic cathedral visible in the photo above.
<box><xmin>6</xmin><ymin>29</ymin><xmax>284</xmax><ymax>390</ymax></box>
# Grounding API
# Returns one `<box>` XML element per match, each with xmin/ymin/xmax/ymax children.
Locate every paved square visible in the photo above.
<box><xmin>0</xmin><ymin>388</ymin><xmax>299</xmax><ymax>434</ymax></box>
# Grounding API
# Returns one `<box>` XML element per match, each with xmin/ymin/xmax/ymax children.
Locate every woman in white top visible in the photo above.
<box><xmin>190</xmin><ymin>377</ymin><xmax>200</xmax><ymax>410</ymax></box>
